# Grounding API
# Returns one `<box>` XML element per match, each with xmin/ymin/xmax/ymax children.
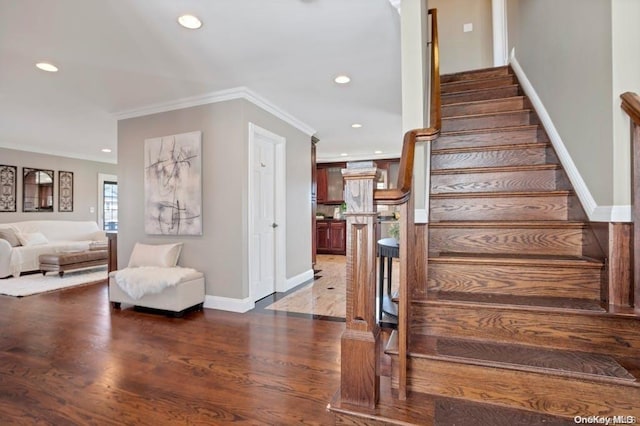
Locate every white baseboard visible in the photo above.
<box><xmin>509</xmin><ymin>53</ymin><xmax>631</xmax><ymax>222</ymax></box>
<box><xmin>203</xmin><ymin>269</ymin><xmax>313</xmax><ymax>313</ymax></box>
<box><xmin>204</xmin><ymin>295</ymin><xmax>254</xmax><ymax>313</ymax></box>
<box><xmin>281</xmin><ymin>268</ymin><xmax>314</xmax><ymax>292</ymax></box>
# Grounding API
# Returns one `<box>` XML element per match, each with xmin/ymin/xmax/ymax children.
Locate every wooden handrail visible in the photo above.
<box><xmin>375</xmin><ymin>8</ymin><xmax>441</xmax><ymax>205</ymax></box>
<box><xmin>620</xmin><ymin>91</ymin><xmax>640</xmax><ymax>314</ymax></box>
<box><xmin>373</xmin><ymin>8</ymin><xmax>441</xmax><ymax>402</ymax></box>
<box><xmin>621</xmin><ymin>92</ymin><xmax>640</xmax><ymax>126</ymax></box>
<box><xmin>335</xmin><ymin>8</ymin><xmax>441</xmax><ymax>411</ymax></box>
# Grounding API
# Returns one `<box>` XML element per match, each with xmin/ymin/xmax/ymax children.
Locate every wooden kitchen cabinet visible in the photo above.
<box><xmin>316</xmin><ymin>220</ymin><xmax>346</xmax><ymax>255</ymax></box>
<box><xmin>316</xmin><ymin>163</ymin><xmax>345</xmax><ymax>204</ymax></box>
<box><xmin>316</xmin><ymin>221</ymin><xmax>331</xmax><ymax>252</ymax></box>
<box><xmin>317</xmin><ymin>168</ymin><xmax>328</xmax><ymax>203</ymax></box>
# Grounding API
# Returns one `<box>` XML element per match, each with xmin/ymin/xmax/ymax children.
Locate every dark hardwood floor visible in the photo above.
<box><xmin>0</xmin><ymin>281</ymin><xmax>345</xmax><ymax>425</ymax></box>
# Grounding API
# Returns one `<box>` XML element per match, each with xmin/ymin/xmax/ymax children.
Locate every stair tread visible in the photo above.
<box><xmin>440</xmin><ymin>124</ymin><xmax>538</xmax><ymax>137</ymax></box>
<box><xmin>409</xmin><ymin>336</ymin><xmax>637</xmax><ymax>384</ymax></box>
<box><xmin>429</xmin><ymin>220</ymin><xmax>588</xmax><ymax>228</ymax></box>
<box><xmin>386</xmin><ymin>333</ymin><xmax>638</xmax><ymax>384</ymax></box>
<box><xmin>441</xmin><ymin>83</ymin><xmax>519</xmax><ymax>95</ymax></box>
<box><xmin>428</xmin><ymin>291</ymin><xmax>605</xmax><ymax>312</ymax></box>
<box><xmin>430</xmin><ymin>190</ymin><xmax>571</xmax><ymax>198</ymax></box>
<box><xmin>442</xmin><ymin>95</ymin><xmax>525</xmax><ymax>109</ymax></box>
<box><xmin>429</xmin><ymin>252</ymin><xmax>604</xmax><ymax>268</ymax></box>
<box><xmin>431</xmin><ymin>163</ymin><xmax>560</xmax><ymax>175</ymax></box>
<box><xmin>441</xmin><ymin>75</ymin><xmax>515</xmax><ymax>89</ymax></box>
<box><xmin>432</xmin><ymin>141</ymin><xmax>549</xmax><ymax>155</ymax></box>
<box><xmin>441</xmin><ymin>65</ymin><xmax>510</xmax><ymax>82</ymax></box>
<box><xmin>443</xmin><ymin>109</ymin><xmax>531</xmax><ymax>121</ymax></box>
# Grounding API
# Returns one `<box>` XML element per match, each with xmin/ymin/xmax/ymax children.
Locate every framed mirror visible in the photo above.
<box><xmin>23</xmin><ymin>168</ymin><xmax>54</xmax><ymax>212</ymax></box>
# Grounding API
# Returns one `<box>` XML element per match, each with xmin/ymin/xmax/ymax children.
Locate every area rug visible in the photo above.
<box><xmin>0</xmin><ymin>267</ymin><xmax>108</xmax><ymax>297</ymax></box>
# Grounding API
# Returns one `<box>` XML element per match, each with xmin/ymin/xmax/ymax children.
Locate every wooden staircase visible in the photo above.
<box><xmin>331</xmin><ymin>66</ymin><xmax>640</xmax><ymax>424</ymax></box>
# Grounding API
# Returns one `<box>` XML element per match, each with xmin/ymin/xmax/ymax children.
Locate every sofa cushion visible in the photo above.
<box><xmin>17</xmin><ymin>232</ymin><xmax>49</xmax><ymax>246</ymax></box>
<box><xmin>128</xmin><ymin>243</ymin><xmax>183</xmax><ymax>268</ymax></box>
<box><xmin>0</xmin><ymin>228</ymin><xmax>21</xmax><ymax>247</ymax></box>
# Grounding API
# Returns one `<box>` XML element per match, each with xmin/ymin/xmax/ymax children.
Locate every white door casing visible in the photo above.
<box><xmin>492</xmin><ymin>0</ymin><xmax>508</xmax><ymax>66</ymax></box>
<box><xmin>248</xmin><ymin>123</ymin><xmax>286</xmax><ymax>302</ymax></box>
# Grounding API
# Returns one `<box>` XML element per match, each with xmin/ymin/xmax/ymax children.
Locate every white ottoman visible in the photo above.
<box><xmin>109</xmin><ymin>269</ymin><xmax>205</xmax><ymax>317</ymax></box>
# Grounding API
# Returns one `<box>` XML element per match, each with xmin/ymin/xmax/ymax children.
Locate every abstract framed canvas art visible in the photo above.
<box><xmin>0</xmin><ymin>165</ymin><xmax>17</xmax><ymax>212</ymax></box>
<box><xmin>58</xmin><ymin>171</ymin><xmax>74</xmax><ymax>212</ymax></box>
<box><xmin>144</xmin><ymin>131</ymin><xmax>202</xmax><ymax>235</ymax></box>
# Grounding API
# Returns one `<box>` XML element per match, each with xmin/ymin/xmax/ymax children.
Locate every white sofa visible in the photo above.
<box><xmin>0</xmin><ymin>220</ymin><xmax>107</xmax><ymax>278</ymax></box>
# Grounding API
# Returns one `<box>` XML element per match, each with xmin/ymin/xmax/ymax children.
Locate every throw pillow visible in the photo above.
<box><xmin>17</xmin><ymin>232</ymin><xmax>49</xmax><ymax>246</ymax></box>
<box><xmin>0</xmin><ymin>228</ymin><xmax>21</xmax><ymax>247</ymax></box>
<box><xmin>128</xmin><ymin>242</ymin><xmax>183</xmax><ymax>268</ymax></box>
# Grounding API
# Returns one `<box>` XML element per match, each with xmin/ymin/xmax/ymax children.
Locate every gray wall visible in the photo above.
<box><xmin>0</xmin><ymin>147</ymin><xmax>116</xmax><ymax>223</ymax></box>
<box><xmin>430</xmin><ymin>0</ymin><xmax>493</xmax><ymax>74</ymax></box>
<box><xmin>117</xmin><ymin>99</ymin><xmax>311</xmax><ymax>300</ymax></box>
<box><xmin>508</xmin><ymin>0</ymin><xmax>614</xmax><ymax>206</ymax></box>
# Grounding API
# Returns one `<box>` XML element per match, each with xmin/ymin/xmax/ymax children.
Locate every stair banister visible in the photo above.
<box><xmin>620</xmin><ymin>91</ymin><xmax>640</xmax><ymax>314</ymax></box>
<box><xmin>338</xmin><ymin>8</ymin><xmax>440</xmax><ymax>409</ymax></box>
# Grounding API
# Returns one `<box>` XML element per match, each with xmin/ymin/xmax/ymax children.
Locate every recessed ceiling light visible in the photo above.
<box><xmin>101</xmin><ymin>148</ymin><xmax>112</xmax><ymax>153</ymax></box>
<box><xmin>351</xmin><ymin>123</ymin><xmax>362</xmax><ymax>128</ymax></box>
<box><xmin>334</xmin><ymin>75</ymin><xmax>351</xmax><ymax>84</ymax></box>
<box><xmin>374</xmin><ymin>150</ymin><xmax>383</xmax><ymax>154</ymax></box>
<box><xmin>340</xmin><ymin>153</ymin><xmax>348</xmax><ymax>157</ymax></box>
<box><xmin>36</xmin><ymin>62</ymin><xmax>58</xmax><ymax>72</ymax></box>
<box><xmin>178</xmin><ymin>14</ymin><xmax>203</xmax><ymax>29</ymax></box>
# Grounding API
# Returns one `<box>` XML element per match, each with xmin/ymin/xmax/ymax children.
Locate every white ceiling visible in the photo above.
<box><xmin>0</xmin><ymin>0</ymin><xmax>402</xmax><ymax>164</ymax></box>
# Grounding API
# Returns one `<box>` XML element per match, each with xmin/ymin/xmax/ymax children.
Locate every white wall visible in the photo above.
<box><xmin>0</xmin><ymin>147</ymin><xmax>116</xmax><ymax>224</ymax></box>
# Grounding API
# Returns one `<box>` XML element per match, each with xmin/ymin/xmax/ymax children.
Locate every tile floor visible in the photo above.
<box><xmin>260</xmin><ymin>254</ymin><xmax>399</xmax><ymax>324</ymax></box>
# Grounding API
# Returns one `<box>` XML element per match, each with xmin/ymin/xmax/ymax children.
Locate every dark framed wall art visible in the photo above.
<box><xmin>58</xmin><ymin>170</ymin><xmax>74</xmax><ymax>212</ymax></box>
<box><xmin>0</xmin><ymin>165</ymin><xmax>17</xmax><ymax>212</ymax></box>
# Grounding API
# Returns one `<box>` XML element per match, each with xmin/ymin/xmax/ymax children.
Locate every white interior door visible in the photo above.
<box><xmin>251</xmin><ymin>134</ymin><xmax>277</xmax><ymax>301</ymax></box>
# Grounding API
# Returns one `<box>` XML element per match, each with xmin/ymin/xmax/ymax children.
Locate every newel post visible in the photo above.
<box><xmin>340</xmin><ymin>161</ymin><xmax>380</xmax><ymax>408</ymax></box>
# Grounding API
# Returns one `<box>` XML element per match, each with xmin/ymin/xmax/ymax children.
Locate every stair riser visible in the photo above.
<box><xmin>442</xmin><ymin>111</ymin><xmax>531</xmax><ymax>132</ymax></box>
<box><xmin>437</xmin><ymin>127</ymin><xmax>541</xmax><ymax>147</ymax></box>
<box><xmin>441</xmin><ymin>76</ymin><xmax>516</xmax><ymax>94</ymax></box>
<box><xmin>389</xmin><ymin>358</ymin><xmax>640</xmax><ymax>418</ymax></box>
<box><xmin>440</xmin><ymin>67</ymin><xmax>511</xmax><ymax>84</ymax></box>
<box><xmin>442</xmin><ymin>85</ymin><xmax>520</xmax><ymax>105</ymax></box>
<box><xmin>431</xmin><ymin>169</ymin><xmax>562</xmax><ymax>194</ymax></box>
<box><xmin>428</xmin><ymin>227</ymin><xmax>585</xmax><ymax>256</ymax></box>
<box><xmin>432</xmin><ymin>147</ymin><xmax>548</xmax><ymax>169</ymax></box>
<box><xmin>442</xmin><ymin>98</ymin><xmax>525</xmax><ymax>118</ymax></box>
<box><xmin>412</xmin><ymin>304</ymin><xmax>640</xmax><ymax>357</ymax></box>
<box><xmin>430</xmin><ymin>195</ymin><xmax>569</xmax><ymax>221</ymax></box>
<box><xmin>427</xmin><ymin>263</ymin><xmax>602</xmax><ymax>299</ymax></box>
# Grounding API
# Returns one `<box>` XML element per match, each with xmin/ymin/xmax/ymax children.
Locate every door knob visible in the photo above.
<box><xmin>271</xmin><ymin>223</ymin><xmax>278</xmax><ymax>228</ymax></box>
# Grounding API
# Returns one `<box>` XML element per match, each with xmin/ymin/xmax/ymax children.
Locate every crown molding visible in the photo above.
<box><xmin>318</xmin><ymin>151</ymin><xmax>401</xmax><ymax>164</ymax></box>
<box><xmin>0</xmin><ymin>141</ymin><xmax>117</xmax><ymax>164</ymax></box>
<box><xmin>113</xmin><ymin>86</ymin><xmax>316</xmax><ymax>136</ymax></box>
